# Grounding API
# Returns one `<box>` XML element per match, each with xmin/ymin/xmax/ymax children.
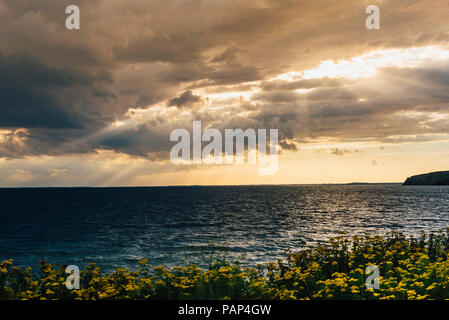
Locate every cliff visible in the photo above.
<box><xmin>403</xmin><ymin>171</ymin><xmax>449</xmax><ymax>185</ymax></box>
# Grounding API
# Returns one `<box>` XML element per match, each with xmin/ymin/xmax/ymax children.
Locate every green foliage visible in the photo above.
<box><xmin>3</xmin><ymin>230</ymin><xmax>449</xmax><ymax>300</ymax></box>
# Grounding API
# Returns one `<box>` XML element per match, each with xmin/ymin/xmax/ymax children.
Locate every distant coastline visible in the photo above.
<box><xmin>403</xmin><ymin>171</ymin><xmax>449</xmax><ymax>186</ymax></box>
<box><xmin>0</xmin><ymin>182</ymin><xmax>403</xmax><ymax>189</ymax></box>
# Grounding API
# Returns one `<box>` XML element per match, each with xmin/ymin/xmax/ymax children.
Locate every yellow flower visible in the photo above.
<box><xmin>138</xmin><ymin>259</ymin><xmax>148</xmax><ymax>265</ymax></box>
<box><xmin>350</xmin><ymin>286</ymin><xmax>360</xmax><ymax>294</ymax></box>
<box><xmin>426</xmin><ymin>283</ymin><xmax>437</xmax><ymax>291</ymax></box>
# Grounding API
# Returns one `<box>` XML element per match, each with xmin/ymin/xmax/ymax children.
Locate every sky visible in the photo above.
<box><xmin>1</xmin><ymin>0</ymin><xmax>449</xmax><ymax>186</ymax></box>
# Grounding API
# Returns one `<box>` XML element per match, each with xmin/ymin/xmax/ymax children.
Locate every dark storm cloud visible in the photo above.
<box><xmin>279</xmin><ymin>140</ymin><xmax>298</xmax><ymax>152</ymax></box>
<box><xmin>0</xmin><ymin>52</ymin><xmax>102</xmax><ymax>129</ymax></box>
<box><xmin>1</xmin><ymin>0</ymin><xmax>449</xmax><ymax>159</ymax></box>
<box><xmin>93</xmin><ymin>123</ymin><xmax>171</xmax><ymax>159</ymax></box>
<box><xmin>167</xmin><ymin>90</ymin><xmax>203</xmax><ymax>108</ymax></box>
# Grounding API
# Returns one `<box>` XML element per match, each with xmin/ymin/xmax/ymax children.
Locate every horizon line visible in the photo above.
<box><xmin>0</xmin><ymin>182</ymin><xmax>404</xmax><ymax>188</ymax></box>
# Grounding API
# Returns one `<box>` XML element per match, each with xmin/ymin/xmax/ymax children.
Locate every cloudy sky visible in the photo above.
<box><xmin>1</xmin><ymin>0</ymin><xmax>449</xmax><ymax>186</ymax></box>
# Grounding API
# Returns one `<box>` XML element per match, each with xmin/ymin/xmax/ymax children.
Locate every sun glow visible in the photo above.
<box><xmin>205</xmin><ymin>90</ymin><xmax>258</xmax><ymax>102</ymax></box>
<box><xmin>274</xmin><ymin>46</ymin><xmax>449</xmax><ymax>81</ymax></box>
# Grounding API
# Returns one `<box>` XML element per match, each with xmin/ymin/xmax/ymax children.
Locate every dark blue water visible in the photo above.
<box><xmin>1</xmin><ymin>185</ymin><xmax>449</xmax><ymax>272</ymax></box>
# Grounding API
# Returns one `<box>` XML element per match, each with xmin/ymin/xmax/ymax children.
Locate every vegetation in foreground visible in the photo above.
<box><xmin>3</xmin><ymin>230</ymin><xmax>449</xmax><ymax>300</ymax></box>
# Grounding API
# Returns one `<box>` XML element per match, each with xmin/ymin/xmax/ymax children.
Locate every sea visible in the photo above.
<box><xmin>1</xmin><ymin>184</ymin><xmax>449</xmax><ymax>272</ymax></box>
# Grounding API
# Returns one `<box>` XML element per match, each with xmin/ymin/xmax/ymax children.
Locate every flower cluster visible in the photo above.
<box><xmin>2</xmin><ymin>230</ymin><xmax>449</xmax><ymax>300</ymax></box>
